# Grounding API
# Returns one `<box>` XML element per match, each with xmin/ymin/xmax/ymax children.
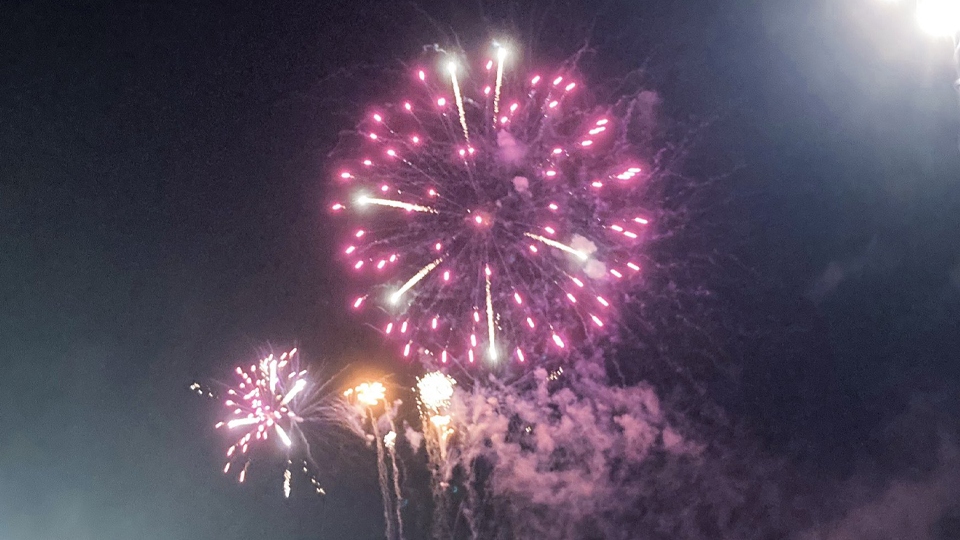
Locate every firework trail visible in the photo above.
<box><xmin>384</xmin><ymin>425</ymin><xmax>405</xmax><ymax>540</ymax></box>
<box><xmin>333</xmin><ymin>43</ymin><xmax>652</xmax><ymax>367</ymax></box>
<box><xmin>212</xmin><ymin>347</ymin><xmax>329</xmax><ymax>497</ymax></box>
<box><xmin>415</xmin><ymin>371</ymin><xmax>457</xmax><ymax>539</ymax></box>
<box><xmin>343</xmin><ymin>382</ymin><xmax>404</xmax><ymax>540</ymax></box>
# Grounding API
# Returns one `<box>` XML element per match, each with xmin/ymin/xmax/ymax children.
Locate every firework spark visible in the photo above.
<box><xmin>336</xmin><ymin>43</ymin><xmax>651</xmax><ymax>365</ymax></box>
<box><xmin>214</xmin><ymin>347</ymin><xmax>328</xmax><ymax>497</ymax></box>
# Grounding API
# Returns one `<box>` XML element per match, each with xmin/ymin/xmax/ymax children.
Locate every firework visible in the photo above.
<box><xmin>214</xmin><ymin>347</ymin><xmax>327</xmax><ymax>497</ymax></box>
<box><xmin>334</xmin><ymin>43</ymin><xmax>651</xmax><ymax>365</ymax></box>
<box><xmin>343</xmin><ymin>380</ymin><xmax>402</xmax><ymax>539</ymax></box>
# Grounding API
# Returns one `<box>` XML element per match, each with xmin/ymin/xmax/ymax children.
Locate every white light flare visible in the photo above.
<box><xmin>916</xmin><ymin>0</ymin><xmax>960</xmax><ymax>36</ymax></box>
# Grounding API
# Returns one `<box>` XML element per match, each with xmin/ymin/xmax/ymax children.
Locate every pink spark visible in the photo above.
<box><xmin>627</xmin><ymin>262</ymin><xmax>641</xmax><ymax>271</ymax></box>
<box><xmin>610</xmin><ymin>269</ymin><xmax>623</xmax><ymax>278</ymax></box>
<box><xmin>548</xmin><ymin>203</ymin><xmax>558</xmax><ymax>210</ymax></box>
<box><xmin>437</xmin><ymin>97</ymin><xmax>446</xmax><ymax>107</ymax></box>
<box><xmin>363</xmin><ymin>159</ymin><xmax>372</xmax><ymax>166</ymax></box>
<box><xmin>611</xmin><ymin>225</ymin><xmax>624</xmax><ymax>232</ymax></box>
<box><xmin>529</xmin><ymin>245</ymin><xmax>538</xmax><ymax>253</ymax></box>
<box><xmin>553</xmin><ymin>147</ymin><xmax>563</xmax><ymax>154</ymax></box>
<box><xmin>385</xmin><ymin>322</ymin><xmax>393</xmax><ymax>334</ymax></box>
<box><xmin>400</xmin><ymin>321</ymin><xmax>408</xmax><ymax>334</ymax></box>
<box><xmin>369</xmin><ymin>133</ymin><xmax>378</xmax><ymax>140</ymax></box>
<box><xmin>548</xmin><ymin>100</ymin><xmax>559</xmax><ymax>108</ymax></box>
<box><xmin>509</xmin><ymin>103</ymin><xmax>519</xmax><ymax>113</ymax></box>
<box><xmin>376</xmin><ymin>260</ymin><xmax>386</xmax><ymax>269</ymax></box>
<box><xmin>331</xmin><ymin>203</ymin><xmax>344</xmax><ymax>211</ymax></box>
<box><xmin>473</xmin><ymin>311</ymin><xmax>480</xmax><ymax>323</ymax></box>
<box><xmin>468</xmin><ymin>349</ymin><xmax>475</xmax><ymax>363</ymax></box>
<box><xmin>435</xmin><ymin>242</ymin><xmax>442</xmax><ymax>251</ymax></box>
<box><xmin>418</xmin><ymin>70</ymin><xmax>426</xmax><ymax>81</ymax></box>
<box><xmin>516</xmin><ymin>348</ymin><xmax>525</xmax><ymax>362</ymax></box>
<box><xmin>340</xmin><ymin>171</ymin><xmax>353</xmax><ymax>179</ymax></box>
<box><xmin>591</xmin><ymin>315</ymin><xmax>604</xmax><ymax>327</ymax></box>
<box><xmin>544</xmin><ymin>226</ymin><xmax>555</xmax><ymax>235</ymax></box>
<box><xmin>514</xmin><ymin>292</ymin><xmax>523</xmax><ymax>304</ymax></box>
<box><xmin>411</xmin><ymin>136</ymin><xmax>420</xmax><ymax>144</ymax></box>
<box><xmin>355</xmin><ymin>230</ymin><xmax>365</xmax><ymax>238</ymax></box>
<box><xmin>428</xmin><ymin>189</ymin><xmax>437</xmax><ymax>197</ymax></box>
<box><xmin>634</xmin><ymin>217</ymin><xmax>649</xmax><ymax>225</ymax></box>
<box><xmin>403</xmin><ymin>343</ymin><xmax>411</xmax><ymax>357</ymax></box>
<box><xmin>565</xmin><ymin>82</ymin><xmax>576</xmax><ymax>91</ymax></box>
<box><xmin>596</xmin><ymin>118</ymin><xmax>609</xmax><ymax>126</ymax></box>
<box><xmin>443</xmin><ymin>271</ymin><xmax>450</xmax><ymax>281</ymax></box>
<box><xmin>552</xmin><ymin>334</ymin><xmax>565</xmax><ymax>348</ymax></box>
<box><xmin>484</xmin><ymin>86</ymin><xmax>491</xmax><ymax>95</ymax></box>
<box><xmin>571</xmin><ymin>277</ymin><xmax>584</xmax><ymax>287</ymax></box>
<box><xmin>597</xmin><ymin>296</ymin><xmax>610</xmax><ymax>307</ymax></box>
<box><xmin>354</xmin><ymin>261</ymin><xmax>364</xmax><ymax>270</ymax></box>
<box><xmin>470</xmin><ymin>334</ymin><xmax>477</xmax><ymax>347</ymax></box>
<box><xmin>484</xmin><ymin>266</ymin><xmax>492</xmax><ymax>277</ymax></box>
<box><xmin>592</xmin><ymin>181</ymin><xmax>603</xmax><ymax>188</ymax></box>
<box><xmin>581</xmin><ymin>140</ymin><xmax>593</xmax><ymax>147</ymax></box>
<box><xmin>566</xmin><ymin>293</ymin><xmax>577</xmax><ymax>303</ymax></box>
<box><xmin>553</xmin><ymin>76</ymin><xmax>563</xmax><ymax>85</ymax></box>
<box><xmin>526</xmin><ymin>317</ymin><xmax>535</xmax><ymax>328</ymax></box>
<box><xmin>403</xmin><ymin>102</ymin><xmax>412</xmax><ymax>111</ymax></box>
<box><xmin>474</xmin><ymin>215</ymin><xmax>483</xmax><ymax>224</ymax></box>
<box><xmin>531</xmin><ymin>75</ymin><xmax>541</xmax><ymax>85</ymax></box>
<box><xmin>386</xmin><ymin>149</ymin><xmax>396</xmax><ymax>157</ymax></box>
<box><xmin>372</xmin><ymin>113</ymin><xmax>382</xmax><ymax>122</ymax></box>
<box><xmin>441</xmin><ymin>350</ymin><xmax>448</xmax><ymax>363</ymax></box>
<box><xmin>623</xmin><ymin>231</ymin><xmax>638</xmax><ymax>239</ymax></box>
<box><xmin>545</xmin><ymin>170</ymin><xmax>557</xmax><ymax>177</ymax></box>
<box><xmin>431</xmin><ymin>317</ymin><xmax>438</xmax><ymax>329</ymax></box>
<box><xmin>353</xmin><ymin>297</ymin><xmax>364</xmax><ymax>308</ymax></box>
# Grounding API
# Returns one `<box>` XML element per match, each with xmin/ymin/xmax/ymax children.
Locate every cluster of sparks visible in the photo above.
<box><xmin>214</xmin><ymin>348</ymin><xmax>325</xmax><ymax>496</ymax></box>
<box><xmin>334</xmin><ymin>43</ymin><xmax>651</xmax><ymax>366</ymax></box>
<box><xmin>417</xmin><ymin>371</ymin><xmax>456</xmax><ymax>447</ymax></box>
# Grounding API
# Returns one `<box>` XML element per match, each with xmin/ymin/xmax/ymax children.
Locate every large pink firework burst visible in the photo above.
<box><xmin>332</xmin><ymin>43</ymin><xmax>652</xmax><ymax>366</ymax></box>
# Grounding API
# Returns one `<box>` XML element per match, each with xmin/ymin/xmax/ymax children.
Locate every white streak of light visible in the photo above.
<box><xmin>524</xmin><ymin>233</ymin><xmax>588</xmax><ymax>260</ymax></box>
<box><xmin>227</xmin><ymin>417</ymin><xmax>259</xmax><ymax>429</ymax></box>
<box><xmin>280</xmin><ymin>379</ymin><xmax>307</xmax><ymax>406</ymax></box>
<box><xmin>356</xmin><ymin>195</ymin><xmax>437</xmax><ymax>214</ymax></box>
<box><xmin>485</xmin><ymin>269</ymin><xmax>497</xmax><ymax>361</ymax></box>
<box><xmin>448</xmin><ymin>62</ymin><xmax>470</xmax><ymax>142</ymax></box>
<box><xmin>275</xmin><ymin>424</ymin><xmax>293</xmax><ymax>447</ymax></box>
<box><xmin>391</xmin><ymin>258</ymin><xmax>443</xmax><ymax>303</ymax></box>
<box><xmin>494</xmin><ymin>46</ymin><xmax>507</xmax><ymax>118</ymax></box>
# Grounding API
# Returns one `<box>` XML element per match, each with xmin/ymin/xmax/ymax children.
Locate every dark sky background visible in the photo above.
<box><xmin>2</xmin><ymin>0</ymin><xmax>959</xmax><ymax>539</ymax></box>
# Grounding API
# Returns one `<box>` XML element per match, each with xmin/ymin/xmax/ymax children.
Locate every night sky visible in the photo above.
<box><xmin>2</xmin><ymin>1</ymin><xmax>960</xmax><ymax>539</ymax></box>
